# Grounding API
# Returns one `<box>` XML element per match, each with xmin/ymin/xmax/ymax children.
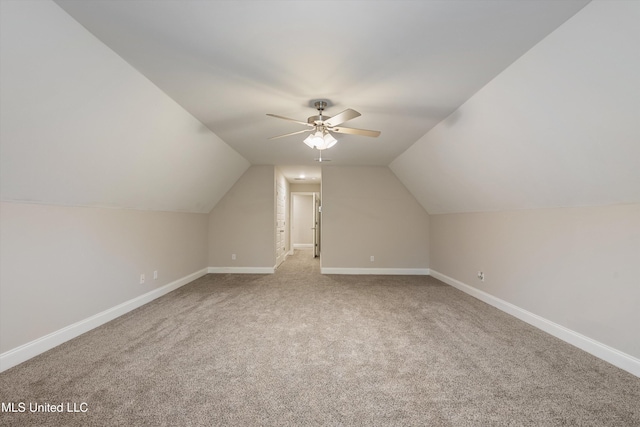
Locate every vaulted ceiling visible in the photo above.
<box><xmin>2</xmin><ymin>1</ymin><xmax>638</xmax><ymax>214</ymax></box>
<box><xmin>53</xmin><ymin>0</ymin><xmax>589</xmax><ymax>168</ymax></box>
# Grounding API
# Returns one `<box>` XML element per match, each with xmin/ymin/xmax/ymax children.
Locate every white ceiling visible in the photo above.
<box><xmin>54</xmin><ymin>0</ymin><xmax>590</xmax><ymax>179</ymax></box>
<box><xmin>391</xmin><ymin>0</ymin><xmax>640</xmax><ymax>213</ymax></box>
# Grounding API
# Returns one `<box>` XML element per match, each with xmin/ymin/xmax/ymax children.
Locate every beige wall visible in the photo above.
<box><xmin>208</xmin><ymin>165</ymin><xmax>275</xmax><ymax>268</ymax></box>
<box><xmin>0</xmin><ymin>202</ymin><xmax>208</xmax><ymax>353</ymax></box>
<box><xmin>429</xmin><ymin>203</ymin><xmax>640</xmax><ymax>359</ymax></box>
<box><xmin>321</xmin><ymin>166</ymin><xmax>429</xmax><ymax>270</ymax></box>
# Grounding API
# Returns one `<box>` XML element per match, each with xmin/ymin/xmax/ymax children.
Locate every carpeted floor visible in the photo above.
<box><xmin>1</xmin><ymin>249</ymin><xmax>639</xmax><ymax>426</ymax></box>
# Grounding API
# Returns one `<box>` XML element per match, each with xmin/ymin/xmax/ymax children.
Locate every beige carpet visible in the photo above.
<box><xmin>1</xmin><ymin>249</ymin><xmax>639</xmax><ymax>426</ymax></box>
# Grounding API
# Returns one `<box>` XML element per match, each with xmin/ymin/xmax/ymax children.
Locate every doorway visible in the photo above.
<box><xmin>291</xmin><ymin>192</ymin><xmax>321</xmax><ymax>258</ymax></box>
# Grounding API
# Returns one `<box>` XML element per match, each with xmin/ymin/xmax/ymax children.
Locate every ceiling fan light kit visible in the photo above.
<box><xmin>303</xmin><ymin>130</ymin><xmax>337</xmax><ymax>150</ymax></box>
<box><xmin>267</xmin><ymin>100</ymin><xmax>380</xmax><ymax>155</ymax></box>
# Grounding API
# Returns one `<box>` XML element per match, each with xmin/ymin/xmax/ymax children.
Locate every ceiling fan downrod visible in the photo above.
<box><xmin>314</xmin><ymin>101</ymin><xmax>327</xmax><ymax>125</ymax></box>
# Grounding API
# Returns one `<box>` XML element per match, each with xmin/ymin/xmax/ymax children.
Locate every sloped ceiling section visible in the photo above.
<box><xmin>51</xmin><ymin>0</ymin><xmax>589</xmax><ymax>168</ymax></box>
<box><xmin>0</xmin><ymin>0</ymin><xmax>249</xmax><ymax>214</ymax></box>
<box><xmin>391</xmin><ymin>0</ymin><xmax>640</xmax><ymax>215</ymax></box>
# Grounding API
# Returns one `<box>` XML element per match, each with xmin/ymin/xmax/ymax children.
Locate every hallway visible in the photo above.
<box><xmin>276</xmin><ymin>248</ymin><xmax>319</xmax><ymax>275</ymax></box>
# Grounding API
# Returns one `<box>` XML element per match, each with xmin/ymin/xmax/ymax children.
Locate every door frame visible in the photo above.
<box><xmin>275</xmin><ymin>178</ymin><xmax>287</xmax><ymax>268</ymax></box>
<box><xmin>289</xmin><ymin>192</ymin><xmax>318</xmax><ymax>256</ymax></box>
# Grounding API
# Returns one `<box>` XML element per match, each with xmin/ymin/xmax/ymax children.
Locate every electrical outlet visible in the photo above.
<box><xmin>140</xmin><ymin>274</ymin><xmax>145</xmax><ymax>284</ymax></box>
<box><xmin>232</xmin><ymin>254</ymin><xmax>236</xmax><ymax>260</ymax></box>
<box><xmin>477</xmin><ymin>271</ymin><xmax>484</xmax><ymax>282</ymax></box>
<box><xmin>370</xmin><ymin>256</ymin><xmax>375</xmax><ymax>262</ymax></box>
<box><xmin>153</xmin><ymin>270</ymin><xmax>158</xmax><ymax>280</ymax></box>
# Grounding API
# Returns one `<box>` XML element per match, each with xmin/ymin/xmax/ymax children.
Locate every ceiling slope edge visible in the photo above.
<box><xmin>390</xmin><ymin>0</ymin><xmax>640</xmax><ymax>215</ymax></box>
<box><xmin>0</xmin><ymin>0</ymin><xmax>250</xmax><ymax>214</ymax></box>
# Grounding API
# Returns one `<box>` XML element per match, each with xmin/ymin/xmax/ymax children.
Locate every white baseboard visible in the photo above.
<box><xmin>0</xmin><ymin>268</ymin><xmax>208</xmax><ymax>373</ymax></box>
<box><xmin>321</xmin><ymin>267</ymin><xmax>430</xmax><ymax>275</ymax></box>
<box><xmin>208</xmin><ymin>266</ymin><xmax>275</xmax><ymax>274</ymax></box>
<box><xmin>293</xmin><ymin>244</ymin><xmax>314</xmax><ymax>249</ymax></box>
<box><xmin>429</xmin><ymin>270</ymin><xmax>640</xmax><ymax>378</ymax></box>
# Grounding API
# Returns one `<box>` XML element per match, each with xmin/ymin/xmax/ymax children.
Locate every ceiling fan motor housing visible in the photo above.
<box><xmin>307</xmin><ymin>115</ymin><xmax>331</xmax><ymax>125</ymax></box>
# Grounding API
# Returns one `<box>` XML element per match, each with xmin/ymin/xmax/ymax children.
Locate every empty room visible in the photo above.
<box><xmin>1</xmin><ymin>0</ymin><xmax>638</xmax><ymax>425</ymax></box>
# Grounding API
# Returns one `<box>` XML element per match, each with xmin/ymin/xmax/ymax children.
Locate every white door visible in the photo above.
<box><xmin>276</xmin><ymin>180</ymin><xmax>286</xmax><ymax>267</ymax></box>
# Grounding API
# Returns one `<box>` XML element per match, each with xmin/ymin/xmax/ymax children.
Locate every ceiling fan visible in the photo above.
<box><xmin>267</xmin><ymin>101</ymin><xmax>381</xmax><ymax>150</ymax></box>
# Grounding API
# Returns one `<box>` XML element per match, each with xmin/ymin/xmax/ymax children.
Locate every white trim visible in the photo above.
<box><xmin>293</xmin><ymin>243</ymin><xmax>314</xmax><ymax>249</ymax></box>
<box><xmin>208</xmin><ymin>266</ymin><xmax>275</xmax><ymax>274</ymax></box>
<box><xmin>429</xmin><ymin>270</ymin><xmax>640</xmax><ymax>378</ymax></box>
<box><xmin>321</xmin><ymin>267</ymin><xmax>430</xmax><ymax>275</ymax></box>
<box><xmin>0</xmin><ymin>268</ymin><xmax>208</xmax><ymax>373</ymax></box>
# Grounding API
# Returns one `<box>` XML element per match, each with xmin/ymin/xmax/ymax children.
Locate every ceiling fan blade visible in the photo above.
<box><xmin>323</xmin><ymin>109</ymin><xmax>361</xmax><ymax>127</ymax></box>
<box><xmin>268</xmin><ymin>129</ymin><xmax>312</xmax><ymax>140</ymax></box>
<box><xmin>266</xmin><ymin>113</ymin><xmax>313</xmax><ymax>127</ymax></box>
<box><xmin>330</xmin><ymin>126</ymin><xmax>381</xmax><ymax>138</ymax></box>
